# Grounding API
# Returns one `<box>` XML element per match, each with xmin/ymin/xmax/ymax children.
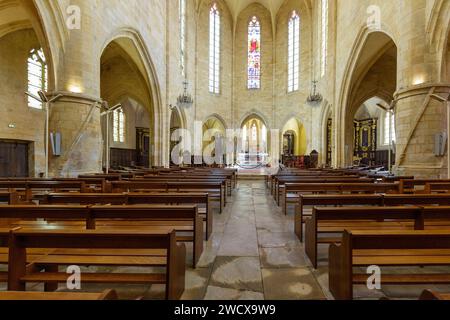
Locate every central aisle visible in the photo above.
<box><xmin>181</xmin><ymin>180</ymin><xmax>327</xmax><ymax>300</ymax></box>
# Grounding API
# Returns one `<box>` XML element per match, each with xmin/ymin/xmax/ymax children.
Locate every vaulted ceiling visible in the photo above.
<box><xmin>196</xmin><ymin>0</ymin><xmax>313</xmax><ymax>29</ymax></box>
<box><xmin>223</xmin><ymin>0</ymin><xmax>285</xmax><ymax>19</ymax></box>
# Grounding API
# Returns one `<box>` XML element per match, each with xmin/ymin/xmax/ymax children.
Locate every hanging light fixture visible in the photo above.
<box><xmin>177</xmin><ymin>79</ymin><xmax>194</xmax><ymax>109</ymax></box>
<box><xmin>307</xmin><ymin>80</ymin><xmax>323</xmax><ymax>104</ymax></box>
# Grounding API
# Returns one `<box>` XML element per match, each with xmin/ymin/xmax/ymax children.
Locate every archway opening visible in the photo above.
<box><xmin>202</xmin><ymin>117</ymin><xmax>227</xmax><ymax>166</ymax></box>
<box><xmin>342</xmin><ymin>32</ymin><xmax>397</xmax><ymax>167</ymax></box>
<box><xmin>352</xmin><ymin>97</ymin><xmax>394</xmax><ymax>169</ymax></box>
<box><xmin>0</xmin><ymin>0</ymin><xmax>54</xmax><ymax>177</ymax></box>
<box><xmin>281</xmin><ymin>118</ymin><xmax>307</xmax><ymax>156</ymax></box>
<box><xmin>100</xmin><ymin>40</ymin><xmax>154</xmax><ymax>169</ymax></box>
<box><xmin>170</xmin><ymin>109</ymin><xmax>182</xmax><ymax>166</ymax></box>
<box><xmin>238</xmin><ymin>115</ymin><xmax>268</xmax><ymax>167</ymax></box>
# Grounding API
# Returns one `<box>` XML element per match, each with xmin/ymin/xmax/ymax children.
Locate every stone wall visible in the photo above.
<box><xmin>0</xmin><ymin>29</ymin><xmax>46</xmax><ymax>176</ymax></box>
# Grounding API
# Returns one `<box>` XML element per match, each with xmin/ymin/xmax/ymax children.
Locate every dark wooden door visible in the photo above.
<box><xmin>0</xmin><ymin>141</ymin><xmax>29</xmax><ymax>177</ymax></box>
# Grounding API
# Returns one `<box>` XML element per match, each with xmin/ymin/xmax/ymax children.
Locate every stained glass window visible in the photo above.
<box><xmin>113</xmin><ymin>108</ymin><xmax>125</xmax><ymax>143</ymax></box>
<box><xmin>320</xmin><ymin>0</ymin><xmax>329</xmax><ymax>78</ymax></box>
<box><xmin>248</xmin><ymin>16</ymin><xmax>261</xmax><ymax>89</ymax></box>
<box><xmin>288</xmin><ymin>11</ymin><xmax>300</xmax><ymax>92</ymax></box>
<box><xmin>209</xmin><ymin>3</ymin><xmax>220</xmax><ymax>94</ymax></box>
<box><xmin>180</xmin><ymin>0</ymin><xmax>186</xmax><ymax>77</ymax></box>
<box><xmin>27</xmin><ymin>48</ymin><xmax>48</xmax><ymax>109</ymax></box>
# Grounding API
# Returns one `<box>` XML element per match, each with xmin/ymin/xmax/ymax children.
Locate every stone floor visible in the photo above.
<box><xmin>2</xmin><ymin>180</ymin><xmax>450</xmax><ymax>300</ymax></box>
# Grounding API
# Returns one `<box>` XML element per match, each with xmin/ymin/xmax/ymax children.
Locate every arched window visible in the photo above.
<box><xmin>113</xmin><ymin>108</ymin><xmax>125</xmax><ymax>143</ymax></box>
<box><xmin>179</xmin><ymin>0</ymin><xmax>186</xmax><ymax>76</ymax></box>
<box><xmin>288</xmin><ymin>11</ymin><xmax>300</xmax><ymax>92</ymax></box>
<box><xmin>248</xmin><ymin>16</ymin><xmax>261</xmax><ymax>89</ymax></box>
<box><xmin>384</xmin><ymin>112</ymin><xmax>396</xmax><ymax>145</ymax></box>
<box><xmin>320</xmin><ymin>0</ymin><xmax>329</xmax><ymax>78</ymax></box>
<box><xmin>27</xmin><ymin>48</ymin><xmax>48</xmax><ymax>109</ymax></box>
<box><xmin>251</xmin><ymin>123</ymin><xmax>257</xmax><ymax>142</ymax></box>
<box><xmin>209</xmin><ymin>3</ymin><xmax>220</xmax><ymax>94</ymax></box>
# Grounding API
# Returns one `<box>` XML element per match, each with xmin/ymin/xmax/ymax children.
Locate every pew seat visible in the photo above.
<box><xmin>8</xmin><ymin>228</ymin><xmax>186</xmax><ymax>300</ymax></box>
<box><xmin>0</xmin><ymin>289</ymin><xmax>118</xmax><ymax>300</ymax></box>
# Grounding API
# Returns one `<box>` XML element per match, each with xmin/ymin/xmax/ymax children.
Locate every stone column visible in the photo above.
<box><xmin>46</xmin><ymin>0</ymin><xmax>102</xmax><ymax>176</ymax></box>
<box><xmin>394</xmin><ymin>84</ymin><xmax>450</xmax><ymax>178</ymax></box>
<box><xmin>389</xmin><ymin>1</ymin><xmax>450</xmax><ymax>177</ymax></box>
<box><xmin>47</xmin><ymin>92</ymin><xmax>102</xmax><ymax>177</ymax></box>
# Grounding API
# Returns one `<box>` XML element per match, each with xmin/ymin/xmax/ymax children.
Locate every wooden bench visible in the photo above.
<box><xmin>296</xmin><ymin>194</ymin><xmax>384</xmax><ymax>240</ymax></box>
<box><xmin>305</xmin><ymin>206</ymin><xmax>423</xmax><ymax>268</ymax></box>
<box><xmin>8</xmin><ymin>228</ymin><xmax>186</xmax><ymax>300</ymax></box>
<box><xmin>109</xmin><ymin>181</ymin><xmax>226</xmax><ymax>213</ymax></box>
<box><xmin>0</xmin><ymin>192</ymin><xmax>19</xmax><ymax>205</ymax></box>
<box><xmin>3</xmin><ymin>178</ymin><xmax>107</xmax><ymax>193</ymax></box>
<box><xmin>329</xmin><ymin>230</ymin><xmax>450</xmax><ymax>300</ymax></box>
<box><xmin>282</xmin><ymin>182</ymin><xmax>399</xmax><ymax>215</ymax></box>
<box><xmin>0</xmin><ymin>181</ymin><xmax>89</xmax><ymax>202</ymax></box>
<box><xmin>89</xmin><ymin>205</ymin><xmax>203</xmax><ymax>267</ymax></box>
<box><xmin>147</xmin><ymin>176</ymin><xmax>232</xmax><ymax>195</ymax></box>
<box><xmin>0</xmin><ymin>204</ymin><xmax>203</xmax><ymax>268</ymax></box>
<box><xmin>296</xmin><ymin>194</ymin><xmax>450</xmax><ymax>240</ymax></box>
<box><xmin>0</xmin><ymin>289</ymin><xmax>118</xmax><ymax>300</ymax></box>
<box><xmin>420</xmin><ymin>290</ymin><xmax>450</xmax><ymax>300</ymax></box>
<box><xmin>274</xmin><ymin>176</ymin><xmax>369</xmax><ymax>203</ymax></box>
<box><xmin>425</xmin><ymin>183</ymin><xmax>450</xmax><ymax>194</ymax></box>
<box><xmin>399</xmin><ymin>179</ymin><xmax>450</xmax><ymax>194</ymax></box>
<box><xmin>45</xmin><ymin>192</ymin><xmax>213</xmax><ymax>240</ymax></box>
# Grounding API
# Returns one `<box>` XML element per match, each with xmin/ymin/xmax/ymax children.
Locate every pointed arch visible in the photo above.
<box><xmin>99</xmin><ymin>28</ymin><xmax>164</xmax><ymax>166</ymax></box>
<box><xmin>337</xmin><ymin>26</ymin><xmax>398</xmax><ymax>166</ymax></box>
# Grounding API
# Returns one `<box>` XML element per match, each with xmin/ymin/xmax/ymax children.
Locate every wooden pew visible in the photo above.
<box><xmin>0</xmin><ymin>289</ymin><xmax>118</xmax><ymax>300</ymax></box>
<box><xmin>384</xmin><ymin>194</ymin><xmax>450</xmax><ymax>206</ymax></box>
<box><xmin>296</xmin><ymin>194</ymin><xmax>384</xmax><ymax>241</ymax></box>
<box><xmin>0</xmin><ymin>204</ymin><xmax>203</xmax><ymax>268</ymax></box>
<box><xmin>134</xmin><ymin>177</ymin><xmax>231</xmax><ymax>197</ymax></box>
<box><xmin>274</xmin><ymin>176</ymin><xmax>369</xmax><ymax>202</ymax></box>
<box><xmin>399</xmin><ymin>179</ymin><xmax>450</xmax><ymax>194</ymax></box>
<box><xmin>0</xmin><ymin>192</ymin><xmax>19</xmax><ymax>205</ymax></box>
<box><xmin>44</xmin><ymin>192</ymin><xmax>213</xmax><ymax>240</ymax></box>
<box><xmin>109</xmin><ymin>181</ymin><xmax>225</xmax><ymax>213</ymax></box>
<box><xmin>296</xmin><ymin>194</ymin><xmax>450</xmax><ymax>241</ymax></box>
<box><xmin>305</xmin><ymin>206</ymin><xmax>423</xmax><ymax>268</ymax></box>
<box><xmin>282</xmin><ymin>182</ymin><xmax>399</xmax><ymax>215</ymax></box>
<box><xmin>3</xmin><ymin>178</ymin><xmax>107</xmax><ymax>193</ymax></box>
<box><xmin>90</xmin><ymin>205</ymin><xmax>203</xmax><ymax>267</ymax></box>
<box><xmin>425</xmin><ymin>183</ymin><xmax>450</xmax><ymax>194</ymax></box>
<box><xmin>420</xmin><ymin>290</ymin><xmax>450</xmax><ymax>300</ymax></box>
<box><xmin>0</xmin><ymin>181</ymin><xmax>88</xmax><ymax>202</ymax></box>
<box><xmin>127</xmin><ymin>193</ymin><xmax>212</xmax><ymax>240</ymax></box>
<box><xmin>329</xmin><ymin>230</ymin><xmax>450</xmax><ymax>300</ymax></box>
<box><xmin>0</xmin><ymin>228</ymin><xmax>11</xmax><ymax>283</ymax></box>
<box><xmin>8</xmin><ymin>228</ymin><xmax>186</xmax><ymax>300</ymax></box>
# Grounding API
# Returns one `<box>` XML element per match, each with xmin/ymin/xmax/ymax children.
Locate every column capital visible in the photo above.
<box><xmin>394</xmin><ymin>83</ymin><xmax>450</xmax><ymax>101</ymax></box>
<box><xmin>46</xmin><ymin>91</ymin><xmax>102</xmax><ymax>106</ymax></box>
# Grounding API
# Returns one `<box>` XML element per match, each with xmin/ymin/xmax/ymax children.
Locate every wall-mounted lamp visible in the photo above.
<box><xmin>68</xmin><ymin>85</ymin><xmax>83</xmax><ymax>94</ymax></box>
<box><xmin>8</xmin><ymin>124</ymin><xmax>16</xmax><ymax>129</ymax></box>
<box><xmin>413</xmin><ymin>76</ymin><xmax>425</xmax><ymax>86</ymax></box>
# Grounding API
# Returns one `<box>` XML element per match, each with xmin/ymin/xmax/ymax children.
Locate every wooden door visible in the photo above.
<box><xmin>0</xmin><ymin>141</ymin><xmax>29</xmax><ymax>177</ymax></box>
